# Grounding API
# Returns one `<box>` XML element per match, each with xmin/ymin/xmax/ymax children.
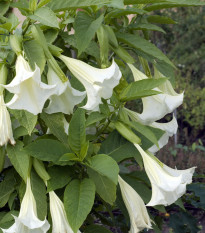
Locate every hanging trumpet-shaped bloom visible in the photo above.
<box><xmin>118</xmin><ymin>175</ymin><xmax>152</xmax><ymax>233</ymax></box>
<box><xmin>49</xmin><ymin>191</ymin><xmax>81</xmax><ymax>233</ymax></box>
<box><xmin>148</xmin><ymin>116</ymin><xmax>178</xmax><ymax>153</ymax></box>
<box><xmin>0</xmin><ymin>95</ymin><xmax>15</xmax><ymax>146</ymax></box>
<box><xmin>128</xmin><ymin>64</ymin><xmax>183</xmax><ymax>124</ymax></box>
<box><xmin>2</xmin><ymin>177</ymin><xmax>50</xmax><ymax>233</ymax></box>
<box><xmin>134</xmin><ymin>144</ymin><xmax>196</xmax><ymax>206</ymax></box>
<box><xmin>2</xmin><ymin>55</ymin><xmax>56</xmax><ymax>115</ymax></box>
<box><xmin>60</xmin><ymin>55</ymin><xmax>121</xmax><ymax>111</ymax></box>
<box><xmin>45</xmin><ymin>67</ymin><xmax>86</xmax><ymax>114</ymax></box>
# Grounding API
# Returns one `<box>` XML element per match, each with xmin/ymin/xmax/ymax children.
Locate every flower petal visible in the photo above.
<box><xmin>134</xmin><ymin>144</ymin><xmax>195</xmax><ymax>206</ymax></box>
<box><xmin>60</xmin><ymin>55</ymin><xmax>121</xmax><ymax>111</ymax></box>
<box><xmin>45</xmin><ymin>68</ymin><xmax>85</xmax><ymax>114</ymax></box>
<box><xmin>148</xmin><ymin>116</ymin><xmax>178</xmax><ymax>153</ymax></box>
<box><xmin>3</xmin><ymin>56</ymin><xmax>56</xmax><ymax>115</ymax></box>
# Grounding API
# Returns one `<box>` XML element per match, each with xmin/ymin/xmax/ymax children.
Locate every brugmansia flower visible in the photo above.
<box><xmin>125</xmin><ymin>107</ymin><xmax>178</xmax><ymax>152</ymax></box>
<box><xmin>128</xmin><ymin>64</ymin><xmax>183</xmax><ymax>124</ymax></box>
<box><xmin>148</xmin><ymin>116</ymin><xmax>178</xmax><ymax>153</ymax></box>
<box><xmin>2</xmin><ymin>55</ymin><xmax>56</xmax><ymax>115</ymax></box>
<box><xmin>49</xmin><ymin>191</ymin><xmax>81</xmax><ymax>233</ymax></box>
<box><xmin>2</xmin><ymin>177</ymin><xmax>50</xmax><ymax>233</ymax></box>
<box><xmin>0</xmin><ymin>95</ymin><xmax>15</xmax><ymax>146</ymax></box>
<box><xmin>45</xmin><ymin>67</ymin><xmax>86</xmax><ymax>114</ymax></box>
<box><xmin>134</xmin><ymin>144</ymin><xmax>196</xmax><ymax>206</ymax></box>
<box><xmin>118</xmin><ymin>175</ymin><xmax>152</xmax><ymax>233</ymax></box>
<box><xmin>60</xmin><ymin>55</ymin><xmax>121</xmax><ymax>111</ymax></box>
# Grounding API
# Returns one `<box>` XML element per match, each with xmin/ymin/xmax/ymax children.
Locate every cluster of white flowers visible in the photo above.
<box><xmin>0</xmin><ymin>54</ymin><xmax>195</xmax><ymax>233</ymax></box>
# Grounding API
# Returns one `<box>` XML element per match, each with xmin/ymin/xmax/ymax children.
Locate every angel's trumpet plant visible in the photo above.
<box><xmin>2</xmin><ymin>55</ymin><xmax>56</xmax><ymax>115</ymax></box>
<box><xmin>128</xmin><ymin>64</ymin><xmax>183</xmax><ymax>124</ymax></box>
<box><xmin>118</xmin><ymin>175</ymin><xmax>152</xmax><ymax>233</ymax></box>
<box><xmin>1</xmin><ymin>177</ymin><xmax>50</xmax><ymax>233</ymax></box>
<box><xmin>60</xmin><ymin>55</ymin><xmax>121</xmax><ymax>111</ymax></box>
<box><xmin>134</xmin><ymin>144</ymin><xmax>196</xmax><ymax>206</ymax></box>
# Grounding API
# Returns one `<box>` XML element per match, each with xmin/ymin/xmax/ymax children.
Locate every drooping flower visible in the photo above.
<box><xmin>49</xmin><ymin>191</ymin><xmax>81</xmax><ymax>233</ymax></box>
<box><xmin>148</xmin><ymin>115</ymin><xmax>178</xmax><ymax>153</ymax></box>
<box><xmin>60</xmin><ymin>55</ymin><xmax>121</xmax><ymax>111</ymax></box>
<box><xmin>128</xmin><ymin>64</ymin><xmax>183</xmax><ymax>124</ymax></box>
<box><xmin>45</xmin><ymin>67</ymin><xmax>86</xmax><ymax>114</ymax></box>
<box><xmin>125</xmin><ymin>108</ymin><xmax>178</xmax><ymax>152</ymax></box>
<box><xmin>2</xmin><ymin>55</ymin><xmax>56</xmax><ymax>115</ymax></box>
<box><xmin>134</xmin><ymin>144</ymin><xmax>196</xmax><ymax>206</ymax></box>
<box><xmin>2</xmin><ymin>177</ymin><xmax>50</xmax><ymax>233</ymax></box>
<box><xmin>0</xmin><ymin>95</ymin><xmax>15</xmax><ymax>146</ymax></box>
<box><xmin>118</xmin><ymin>175</ymin><xmax>152</xmax><ymax>233</ymax></box>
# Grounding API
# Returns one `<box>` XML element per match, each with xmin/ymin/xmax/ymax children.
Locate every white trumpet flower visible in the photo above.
<box><xmin>2</xmin><ymin>177</ymin><xmax>50</xmax><ymax>233</ymax></box>
<box><xmin>128</xmin><ymin>64</ymin><xmax>183</xmax><ymax>124</ymax></box>
<box><xmin>45</xmin><ymin>68</ymin><xmax>86</xmax><ymax>114</ymax></box>
<box><xmin>60</xmin><ymin>55</ymin><xmax>121</xmax><ymax>111</ymax></box>
<box><xmin>2</xmin><ymin>55</ymin><xmax>56</xmax><ymax>115</ymax></box>
<box><xmin>148</xmin><ymin>116</ymin><xmax>178</xmax><ymax>153</ymax></box>
<box><xmin>118</xmin><ymin>175</ymin><xmax>152</xmax><ymax>233</ymax></box>
<box><xmin>134</xmin><ymin>144</ymin><xmax>196</xmax><ymax>206</ymax></box>
<box><xmin>49</xmin><ymin>191</ymin><xmax>81</xmax><ymax>233</ymax></box>
<box><xmin>0</xmin><ymin>95</ymin><xmax>15</xmax><ymax>146</ymax></box>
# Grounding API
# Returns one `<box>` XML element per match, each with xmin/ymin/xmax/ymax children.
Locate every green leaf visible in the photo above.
<box><xmin>48</xmin><ymin>0</ymin><xmax>111</xmax><ymax>11</ymax></box>
<box><xmin>24</xmin><ymin>139</ymin><xmax>69</xmax><ymax>162</ymax></box>
<box><xmin>31</xmin><ymin>170</ymin><xmax>47</xmax><ymax>220</ymax></box>
<box><xmin>116</xmin><ymin>32</ymin><xmax>174</xmax><ymax>67</ymax></box>
<box><xmin>74</xmin><ymin>12</ymin><xmax>104</xmax><ymax>55</ymax></box>
<box><xmin>7</xmin><ymin>141</ymin><xmax>30</xmax><ymax>182</ymax></box>
<box><xmin>68</xmin><ymin>109</ymin><xmax>86</xmax><ymax>158</ymax></box>
<box><xmin>29</xmin><ymin>6</ymin><xmax>59</xmax><ymax>28</ymax></box>
<box><xmin>23</xmin><ymin>39</ymin><xmax>46</xmax><ymax>73</ymax></box>
<box><xmin>85</xmin><ymin>225</ymin><xmax>112</xmax><ymax>233</ymax></box>
<box><xmin>147</xmin><ymin>15</ymin><xmax>177</xmax><ymax>24</ymax></box>
<box><xmin>145</xmin><ymin>1</ymin><xmax>205</xmax><ymax>11</ymax></box>
<box><xmin>87</xmin><ymin>154</ymin><xmax>119</xmax><ymax>205</ymax></box>
<box><xmin>108</xmin><ymin>0</ymin><xmax>124</xmax><ymax>8</ymax></box>
<box><xmin>40</xmin><ymin>112</ymin><xmax>68</xmax><ymax>144</ymax></box>
<box><xmin>129</xmin><ymin>121</ymin><xmax>159</xmax><ymax>147</ymax></box>
<box><xmin>105</xmin><ymin>8</ymin><xmax>147</xmax><ymax>22</ymax></box>
<box><xmin>114</xmin><ymin>121</ymin><xmax>141</xmax><ymax>145</ymax></box>
<box><xmin>37</xmin><ymin>0</ymin><xmax>52</xmax><ymax>8</ymax></box>
<box><xmin>99</xmin><ymin>130</ymin><xmax>143</xmax><ymax>166</ymax></box>
<box><xmin>9</xmin><ymin>109</ymin><xmax>37</xmax><ymax>136</ymax></box>
<box><xmin>44</xmin><ymin>29</ymin><xmax>58</xmax><ymax>43</ymax></box>
<box><xmin>120</xmin><ymin>78</ymin><xmax>166</xmax><ymax>101</ymax></box>
<box><xmin>47</xmin><ymin>166</ymin><xmax>72</xmax><ymax>192</ymax></box>
<box><xmin>86</xmin><ymin>112</ymin><xmax>106</xmax><ymax>127</ymax></box>
<box><xmin>0</xmin><ymin>2</ymin><xmax>10</xmax><ymax>16</ymax></box>
<box><xmin>129</xmin><ymin>23</ymin><xmax>166</xmax><ymax>33</ymax></box>
<box><xmin>111</xmin><ymin>45</ymin><xmax>135</xmax><ymax>64</ymax></box>
<box><xmin>0</xmin><ymin>170</ymin><xmax>16</xmax><ymax>208</ymax></box>
<box><xmin>64</xmin><ymin>179</ymin><xmax>95</xmax><ymax>233</ymax></box>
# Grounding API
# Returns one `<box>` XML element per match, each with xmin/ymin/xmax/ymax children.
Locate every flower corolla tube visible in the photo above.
<box><xmin>118</xmin><ymin>175</ymin><xmax>152</xmax><ymax>233</ymax></box>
